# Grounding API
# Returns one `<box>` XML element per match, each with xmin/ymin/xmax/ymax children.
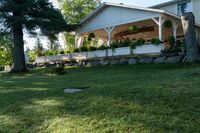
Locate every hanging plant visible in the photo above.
<box><xmin>128</xmin><ymin>25</ymin><xmax>138</xmax><ymax>33</ymax></box>
<box><xmin>164</xmin><ymin>20</ymin><xmax>172</xmax><ymax>28</ymax></box>
<box><xmin>87</xmin><ymin>33</ymin><xmax>95</xmax><ymax>41</ymax></box>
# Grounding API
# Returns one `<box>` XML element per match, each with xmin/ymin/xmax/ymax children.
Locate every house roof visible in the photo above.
<box><xmin>80</xmin><ymin>2</ymin><xmax>181</xmax><ymax>25</ymax></box>
<box><xmin>150</xmin><ymin>0</ymin><xmax>190</xmax><ymax>8</ymax></box>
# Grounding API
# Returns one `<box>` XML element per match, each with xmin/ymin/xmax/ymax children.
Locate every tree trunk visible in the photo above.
<box><xmin>11</xmin><ymin>12</ymin><xmax>27</xmax><ymax>72</ymax></box>
<box><xmin>181</xmin><ymin>12</ymin><xmax>199</xmax><ymax>63</ymax></box>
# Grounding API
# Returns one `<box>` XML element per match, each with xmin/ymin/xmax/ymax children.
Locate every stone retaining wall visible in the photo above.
<box><xmin>29</xmin><ymin>54</ymin><xmax>184</xmax><ymax>68</ymax></box>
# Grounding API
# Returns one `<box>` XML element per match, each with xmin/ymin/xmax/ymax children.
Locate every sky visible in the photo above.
<box><xmin>26</xmin><ymin>0</ymin><xmax>172</xmax><ymax>50</ymax></box>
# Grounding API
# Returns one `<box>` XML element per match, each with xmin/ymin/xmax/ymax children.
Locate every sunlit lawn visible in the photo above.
<box><xmin>0</xmin><ymin>64</ymin><xmax>200</xmax><ymax>133</ymax></box>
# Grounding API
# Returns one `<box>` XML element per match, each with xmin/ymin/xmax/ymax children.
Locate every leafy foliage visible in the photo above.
<box><xmin>151</xmin><ymin>38</ymin><xmax>161</xmax><ymax>46</ymax></box>
<box><xmin>0</xmin><ymin>0</ymin><xmax>74</xmax><ymax>72</ymax></box>
<box><xmin>0</xmin><ymin>35</ymin><xmax>13</xmax><ymax>66</ymax></box>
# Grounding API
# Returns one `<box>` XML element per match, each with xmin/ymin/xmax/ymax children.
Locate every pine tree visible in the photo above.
<box><xmin>0</xmin><ymin>0</ymin><xmax>74</xmax><ymax>72</ymax></box>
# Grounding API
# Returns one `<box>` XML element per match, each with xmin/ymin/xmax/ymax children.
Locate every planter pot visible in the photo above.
<box><xmin>35</xmin><ymin>56</ymin><xmax>46</xmax><ymax>64</ymax></box>
<box><xmin>133</xmin><ymin>44</ymin><xmax>163</xmax><ymax>54</ymax></box>
<box><xmin>112</xmin><ymin>47</ymin><xmax>131</xmax><ymax>56</ymax></box>
<box><xmin>87</xmin><ymin>51</ymin><xmax>96</xmax><ymax>58</ymax></box>
<box><xmin>57</xmin><ymin>54</ymin><xmax>71</xmax><ymax>61</ymax></box>
<box><xmin>71</xmin><ymin>52</ymin><xmax>87</xmax><ymax>60</ymax></box>
<box><xmin>95</xmin><ymin>50</ymin><xmax>107</xmax><ymax>58</ymax></box>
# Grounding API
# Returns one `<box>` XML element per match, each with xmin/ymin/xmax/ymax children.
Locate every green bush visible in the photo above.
<box><xmin>43</xmin><ymin>49</ymin><xmax>58</xmax><ymax>56</ymax></box>
<box><xmin>169</xmin><ymin>36</ymin><xmax>176</xmax><ymax>48</ymax></box>
<box><xmin>60</xmin><ymin>51</ymin><xmax>65</xmax><ymax>54</ymax></box>
<box><xmin>110</xmin><ymin>42</ymin><xmax>119</xmax><ymax>49</ymax></box>
<box><xmin>98</xmin><ymin>45</ymin><xmax>108</xmax><ymax>50</ymax></box>
<box><xmin>151</xmin><ymin>38</ymin><xmax>161</xmax><ymax>46</ymax></box>
<box><xmin>46</xmin><ymin>66</ymin><xmax>65</xmax><ymax>75</ymax></box>
<box><xmin>88</xmin><ymin>46</ymin><xmax>97</xmax><ymax>51</ymax></box>
<box><xmin>136</xmin><ymin>38</ymin><xmax>145</xmax><ymax>45</ymax></box>
<box><xmin>119</xmin><ymin>39</ymin><xmax>131</xmax><ymax>47</ymax></box>
<box><xmin>88</xmin><ymin>33</ymin><xmax>95</xmax><ymax>41</ymax></box>
<box><xmin>0</xmin><ymin>67</ymin><xmax>4</xmax><ymax>71</ymax></box>
<box><xmin>80</xmin><ymin>47</ymin><xmax>88</xmax><ymax>52</ymax></box>
<box><xmin>74</xmin><ymin>48</ymin><xmax>80</xmax><ymax>52</ymax></box>
<box><xmin>0</xmin><ymin>50</ymin><xmax>13</xmax><ymax>66</ymax></box>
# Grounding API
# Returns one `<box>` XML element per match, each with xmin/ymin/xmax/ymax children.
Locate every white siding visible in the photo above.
<box><xmin>193</xmin><ymin>0</ymin><xmax>200</xmax><ymax>24</ymax></box>
<box><xmin>159</xmin><ymin>4</ymin><xmax>177</xmax><ymax>14</ymax></box>
<box><xmin>78</xmin><ymin>6</ymin><xmax>159</xmax><ymax>33</ymax></box>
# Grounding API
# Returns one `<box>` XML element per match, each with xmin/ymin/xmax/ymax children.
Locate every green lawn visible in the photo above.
<box><xmin>0</xmin><ymin>64</ymin><xmax>200</xmax><ymax>133</ymax></box>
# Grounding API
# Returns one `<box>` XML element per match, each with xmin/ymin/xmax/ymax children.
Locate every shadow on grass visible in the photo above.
<box><xmin>0</xmin><ymin>64</ymin><xmax>200</xmax><ymax>132</ymax></box>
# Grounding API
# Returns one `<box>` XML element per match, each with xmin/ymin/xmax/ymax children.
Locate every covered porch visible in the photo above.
<box><xmin>75</xmin><ymin>3</ymin><xmax>184</xmax><ymax>55</ymax></box>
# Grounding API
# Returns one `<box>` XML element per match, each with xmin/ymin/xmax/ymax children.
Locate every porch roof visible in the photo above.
<box><xmin>77</xmin><ymin>2</ymin><xmax>181</xmax><ymax>33</ymax></box>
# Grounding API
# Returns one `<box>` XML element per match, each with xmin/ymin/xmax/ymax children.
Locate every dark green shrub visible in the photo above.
<box><xmin>43</xmin><ymin>49</ymin><xmax>58</xmax><ymax>56</ymax></box>
<box><xmin>136</xmin><ymin>38</ymin><xmax>145</xmax><ymax>45</ymax></box>
<box><xmin>0</xmin><ymin>67</ymin><xmax>4</xmax><ymax>71</ymax></box>
<box><xmin>110</xmin><ymin>42</ymin><xmax>119</xmax><ymax>49</ymax></box>
<box><xmin>88</xmin><ymin>46</ymin><xmax>97</xmax><ymax>51</ymax></box>
<box><xmin>46</xmin><ymin>66</ymin><xmax>65</xmax><ymax>75</ymax></box>
<box><xmin>74</xmin><ymin>48</ymin><xmax>80</xmax><ymax>52</ymax></box>
<box><xmin>151</xmin><ymin>38</ymin><xmax>161</xmax><ymax>45</ymax></box>
<box><xmin>119</xmin><ymin>39</ymin><xmax>131</xmax><ymax>47</ymax></box>
<box><xmin>130</xmin><ymin>42</ymin><xmax>137</xmax><ymax>49</ymax></box>
<box><xmin>88</xmin><ymin>33</ymin><xmax>95</xmax><ymax>41</ymax></box>
<box><xmin>80</xmin><ymin>46</ymin><xmax>88</xmax><ymax>52</ymax></box>
<box><xmin>60</xmin><ymin>51</ymin><xmax>65</xmax><ymax>54</ymax></box>
<box><xmin>169</xmin><ymin>36</ymin><xmax>176</xmax><ymax>48</ymax></box>
<box><xmin>98</xmin><ymin>45</ymin><xmax>108</xmax><ymax>50</ymax></box>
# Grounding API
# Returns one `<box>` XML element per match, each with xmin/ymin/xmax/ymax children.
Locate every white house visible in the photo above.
<box><xmin>75</xmin><ymin>0</ymin><xmax>200</xmax><ymax>54</ymax></box>
<box><xmin>36</xmin><ymin>0</ymin><xmax>200</xmax><ymax>64</ymax></box>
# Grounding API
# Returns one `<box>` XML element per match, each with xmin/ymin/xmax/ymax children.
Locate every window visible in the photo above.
<box><xmin>177</xmin><ymin>1</ymin><xmax>192</xmax><ymax>15</ymax></box>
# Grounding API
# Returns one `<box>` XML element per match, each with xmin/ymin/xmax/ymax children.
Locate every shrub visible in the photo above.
<box><xmin>43</xmin><ymin>49</ymin><xmax>58</xmax><ymax>56</ymax></box>
<box><xmin>98</xmin><ymin>45</ymin><xmax>108</xmax><ymax>50</ymax></box>
<box><xmin>60</xmin><ymin>51</ymin><xmax>65</xmax><ymax>54</ymax></box>
<box><xmin>110</xmin><ymin>42</ymin><xmax>119</xmax><ymax>49</ymax></box>
<box><xmin>88</xmin><ymin>33</ymin><xmax>96</xmax><ymax>41</ymax></box>
<box><xmin>88</xmin><ymin>46</ymin><xmax>97</xmax><ymax>51</ymax></box>
<box><xmin>169</xmin><ymin>36</ymin><xmax>176</xmax><ymax>48</ymax></box>
<box><xmin>151</xmin><ymin>38</ymin><xmax>161</xmax><ymax>46</ymax></box>
<box><xmin>0</xmin><ymin>67</ymin><xmax>4</xmax><ymax>71</ymax></box>
<box><xmin>46</xmin><ymin>66</ymin><xmax>65</xmax><ymax>75</ymax></box>
<box><xmin>130</xmin><ymin>42</ymin><xmax>137</xmax><ymax>49</ymax></box>
<box><xmin>74</xmin><ymin>48</ymin><xmax>80</xmax><ymax>52</ymax></box>
<box><xmin>119</xmin><ymin>39</ymin><xmax>131</xmax><ymax>47</ymax></box>
<box><xmin>136</xmin><ymin>38</ymin><xmax>145</xmax><ymax>45</ymax></box>
<box><xmin>80</xmin><ymin>47</ymin><xmax>88</xmax><ymax>52</ymax></box>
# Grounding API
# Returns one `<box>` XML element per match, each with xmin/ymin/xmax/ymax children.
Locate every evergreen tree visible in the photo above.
<box><xmin>0</xmin><ymin>0</ymin><xmax>74</xmax><ymax>72</ymax></box>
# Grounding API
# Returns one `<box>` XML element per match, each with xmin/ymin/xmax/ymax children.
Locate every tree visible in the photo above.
<box><xmin>0</xmin><ymin>0</ymin><xmax>74</xmax><ymax>72</ymax></box>
<box><xmin>57</xmin><ymin>0</ymin><xmax>100</xmax><ymax>24</ymax></box>
<box><xmin>57</xmin><ymin>0</ymin><xmax>100</xmax><ymax>51</ymax></box>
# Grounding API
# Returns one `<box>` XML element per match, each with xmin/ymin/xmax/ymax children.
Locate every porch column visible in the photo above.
<box><xmin>104</xmin><ymin>26</ymin><xmax>115</xmax><ymax>47</ymax></box>
<box><xmin>172</xmin><ymin>21</ymin><xmax>179</xmax><ymax>41</ymax></box>
<box><xmin>152</xmin><ymin>16</ymin><xmax>165</xmax><ymax>41</ymax></box>
<box><xmin>75</xmin><ymin>33</ymin><xmax>84</xmax><ymax>48</ymax></box>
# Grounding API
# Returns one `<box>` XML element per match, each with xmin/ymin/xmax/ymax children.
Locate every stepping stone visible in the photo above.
<box><xmin>64</xmin><ymin>88</ymin><xmax>83</xmax><ymax>94</ymax></box>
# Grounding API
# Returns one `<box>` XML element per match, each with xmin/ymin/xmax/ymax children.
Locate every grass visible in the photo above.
<box><xmin>0</xmin><ymin>64</ymin><xmax>200</xmax><ymax>133</ymax></box>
